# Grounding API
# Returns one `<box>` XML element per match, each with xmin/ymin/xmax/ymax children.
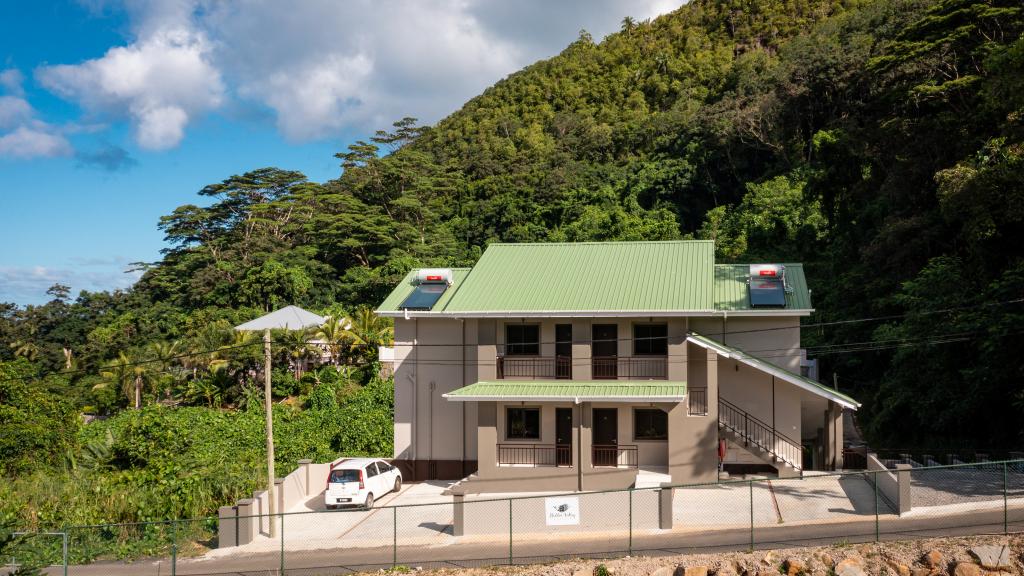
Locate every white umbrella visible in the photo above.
<box><xmin>234</xmin><ymin>305</ymin><xmax>326</xmax><ymax>331</ymax></box>
<box><xmin>235</xmin><ymin>305</ymin><xmax>325</xmax><ymax>537</ymax></box>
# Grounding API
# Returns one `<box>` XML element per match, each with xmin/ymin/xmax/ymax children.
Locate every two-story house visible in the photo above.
<box><xmin>376</xmin><ymin>241</ymin><xmax>859</xmax><ymax>493</ymax></box>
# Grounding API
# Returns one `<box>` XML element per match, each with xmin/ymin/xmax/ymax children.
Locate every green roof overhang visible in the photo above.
<box><xmin>686</xmin><ymin>332</ymin><xmax>860</xmax><ymax>409</ymax></box>
<box><xmin>443</xmin><ymin>380</ymin><xmax>686</xmax><ymax>403</ymax></box>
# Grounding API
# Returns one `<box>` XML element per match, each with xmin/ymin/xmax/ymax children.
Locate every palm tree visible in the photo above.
<box><xmin>341</xmin><ymin>307</ymin><xmax>394</xmax><ymax>365</ymax></box>
<box><xmin>9</xmin><ymin>339</ymin><xmax>39</xmax><ymax>362</ymax></box>
<box><xmin>316</xmin><ymin>315</ymin><xmax>350</xmax><ymax>367</ymax></box>
<box><xmin>287</xmin><ymin>327</ymin><xmax>319</xmax><ymax>379</ymax></box>
<box><xmin>95</xmin><ymin>352</ymin><xmax>153</xmax><ymax>409</ymax></box>
<box><xmin>148</xmin><ymin>340</ymin><xmax>182</xmax><ymax>399</ymax></box>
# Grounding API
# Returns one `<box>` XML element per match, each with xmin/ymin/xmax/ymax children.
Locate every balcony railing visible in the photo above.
<box><xmin>688</xmin><ymin>387</ymin><xmax>708</xmax><ymax>416</ymax></box>
<box><xmin>591</xmin><ymin>356</ymin><xmax>667</xmax><ymax>380</ymax></box>
<box><xmin>497</xmin><ymin>444</ymin><xmax>572</xmax><ymax>467</ymax></box>
<box><xmin>496</xmin><ymin>356</ymin><xmax>572</xmax><ymax>379</ymax></box>
<box><xmin>592</xmin><ymin>444</ymin><xmax>638</xmax><ymax>468</ymax></box>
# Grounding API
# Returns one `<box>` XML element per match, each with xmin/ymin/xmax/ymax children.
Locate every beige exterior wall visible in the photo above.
<box><xmin>393</xmin><ymin>317</ymin><xmax>477</xmax><ymax>472</ymax></box>
<box><xmin>391</xmin><ymin>310</ymin><xmax>840</xmax><ymax>485</ymax></box>
<box><xmin>689</xmin><ymin>316</ymin><xmax>802</xmax><ymax>372</ymax></box>
<box><xmin>717</xmin><ymin>357</ymin><xmax>802</xmax><ymax>446</ymax></box>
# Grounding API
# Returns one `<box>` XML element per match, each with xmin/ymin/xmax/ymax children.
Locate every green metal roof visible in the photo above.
<box><xmin>443</xmin><ymin>380</ymin><xmax>687</xmax><ymax>402</ymax></box>
<box><xmin>686</xmin><ymin>333</ymin><xmax>860</xmax><ymax>409</ymax></box>
<box><xmin>376</xmin><ymin>268</ymin><xmax>472</xmax><ymax>313</ymax></box>
<box><xmin>443</xmin><ymin>241</ymin><xmax>715</xmax><ymax>313</ymax></box>
<box><xmin>714</xmin><ymin>264</ymin><xmax>813</xmax><ymax>311</ymax></box>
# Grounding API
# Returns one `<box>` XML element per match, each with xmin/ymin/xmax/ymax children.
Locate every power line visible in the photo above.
<box><xmin>2</xmin><ymin>297</ymin><xmax>1021</xmax><ymax>384</ymax></box>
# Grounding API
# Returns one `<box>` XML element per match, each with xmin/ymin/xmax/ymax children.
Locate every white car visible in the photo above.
<box><xmin>324</xmin><ymin>458</ymin><xmax>402</xmax><ymax>509</ymax></box>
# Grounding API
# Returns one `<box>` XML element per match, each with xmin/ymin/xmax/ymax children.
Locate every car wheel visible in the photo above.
<box><xmin>393</xmin><ymin>476</ymin><xmax>402</xmax><ymax>493</ymax></box>
<box><xmin>364</xmin><ymin>493</ymin><xmax>374</xmax><ymax>509</ymax></box>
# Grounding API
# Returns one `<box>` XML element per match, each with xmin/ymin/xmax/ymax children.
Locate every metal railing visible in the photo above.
<box><xmin>9</xmin><ymin>459</ymin><xmax>1024</xmax><ymax>574</ymax></box>
<box><xmin>719</xmin><ymin>398</ymin><xmax>803</xmax><ymax>470</ymax></box>
<box><xmin>591</xmin><ymin>356</ymin><xmax>667</xmax><ymax>380</ymax></box>
<box><xmin>497</xmin><ymin>356</ymin><xmax>572</xmax><ymax>379</ymax></box>
<box><xmin>592</xmin><ymin>444</ymin><xmax>638</xmax><ymax>468</ymax></box>
<box><xmin>688</xmin><ymin>387</ymin><xmax>708</xmax><ymax>416</ymax></box>
<box><xmin>497</xmin><ymin>444</ymin><xmax>572</xmax><ymax>467</ymax></box>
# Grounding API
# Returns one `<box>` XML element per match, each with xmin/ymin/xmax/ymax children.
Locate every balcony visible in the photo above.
<box><xmin>495</xmin><ymin>355</ymin><xmax>668</xmax><ymax>380</ymax></box>
<box><xmin>591</xmin><ymin>356</ymin><xmax>667</xmax><ymax>380</ymax></box>
<box><xmin>496</xmin><ymin>356</ymin><xmax>572</xmax><ymax>379</ymax></box>
<box><xmin>497</xmin><ymin>444</ymin><xmax>572</xmax><ymax>467</ymax></box>
<box><xmin>592</xmin><ymin>444</ymin><xmax>638</xmax><ymax>468</ymax></box>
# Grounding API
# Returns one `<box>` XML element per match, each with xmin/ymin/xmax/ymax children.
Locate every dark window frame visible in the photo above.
<box><xmin>633</xmin><ymin>408</ymin><xmax>668</xmax><ymax>441</ymax></box>
<box><xmin>633</xmin><ymin>323</ymin><xmax>668</xmax><ymax>356</ymax></box>
<box><xmin>505</xmin><ymin>406</ymin><xmax>541</xmax><ymax>440</ymax></box>
<box><xmin>505</xmin><ymin>324</ymin><xmax>541</xmax><ymax>356</ymax></box>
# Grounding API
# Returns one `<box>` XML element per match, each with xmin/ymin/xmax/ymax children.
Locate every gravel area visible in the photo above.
<box><xmin>360</xmin><ymin>534</ymin><xmax>1024</xmax><ymax>576</ymax></box>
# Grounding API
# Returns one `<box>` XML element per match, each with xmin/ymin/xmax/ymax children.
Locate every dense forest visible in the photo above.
<box><xmin>2</xmin><ymin>0</ymin><xmax>1023</xmax><ymax>541</ymax></box>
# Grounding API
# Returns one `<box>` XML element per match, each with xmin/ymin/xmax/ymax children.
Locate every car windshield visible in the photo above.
<box><xmin>329</xmin><ymin>469</ymin><xmax>361</xmax><ymax>483</ymax></box>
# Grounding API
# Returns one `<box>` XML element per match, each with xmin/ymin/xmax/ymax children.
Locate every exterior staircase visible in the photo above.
<box><xmin>719</xmin><ymin>398</ymin><xmax>803</xmax><ymax>478</ymax></box>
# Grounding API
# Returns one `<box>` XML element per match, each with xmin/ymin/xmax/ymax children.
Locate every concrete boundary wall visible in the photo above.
<box><xmin>219</xmin><ymin>459</ymin><xmax>327</xmax><ymax>548</ymax></box>
<box><xmin>453</xmin><ymin>485</ymin><xmax>675</xmax><ymax>536</ymax></box>
<box><xmin>867</xmin><ymin>453</ymin><xmax>911</xmax><ymax>515</ymax></box>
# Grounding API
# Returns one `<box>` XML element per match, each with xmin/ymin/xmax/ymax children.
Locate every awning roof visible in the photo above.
<box><xmin>443</xmin><ymin>380</ymin><xmax>687</xmax><ymax>403</ymax></box>
<box><xmin>234</xmin><ymin>305</ymin><xmax>326</xmax><ymax>331</ymax></box>
<box><xmin>686</xmin><ymin>332</ymin><xmax>860</xmax><ymax>409</ymax></box>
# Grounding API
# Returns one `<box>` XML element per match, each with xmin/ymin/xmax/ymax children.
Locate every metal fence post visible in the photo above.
<box><xmin>279</xmin><ymin>513</ymin><xmax>285</xmax><ymax>575</ymax></box>
<box><xmin>748</xmin><ymin>480</ymin><xmax>754</xmax><ymax>552</ymax></box>
<box><xmin>628</xmin><ymin>488</ymin><xmax>633</xmax><ymax>556</ymax></box>
<box><xmin>1004</xmin><ymin>461</ymin><xmax>1009</xmax><ymax>534</ymax></box>
<box><xmin>874</xmin><ymin>470</ymin><xmax>879</xmax><ymax>542</ymax></box>
<box><xmin>62</xmin><ymin>530</ymin><xmax>68</xmax><ymax>576</ymax></box>
<box><xmin>508</xmin><ymin>498</ymin><xmax>514</xmax><ymax>566</ymax></box>
<box><xmin>393</xmin><ymin>506</ymin><xmax>398</xmax><ymax>569</ymax></box>
<box><xmin>170</xmin><ymin>520</ymin><xmax>177</xmax><ymax>576</ymax></box>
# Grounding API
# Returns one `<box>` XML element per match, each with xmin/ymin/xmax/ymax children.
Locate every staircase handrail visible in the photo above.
<box><xmin>719</xmin><ymin>397</ymin><xmax>803</xmax><ymax>470</ymax></box>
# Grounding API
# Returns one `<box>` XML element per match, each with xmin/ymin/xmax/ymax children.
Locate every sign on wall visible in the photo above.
<box><xmin>545</xmin><ymin>496</ymin><xmax>580</xmax><ymax>525</ymax></box>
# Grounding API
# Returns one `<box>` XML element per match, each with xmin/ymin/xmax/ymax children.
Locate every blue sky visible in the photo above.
<box><xmin>1</xmin><ymin>0</ymin><xmax>680</xmax><ymax>305</ymax></box>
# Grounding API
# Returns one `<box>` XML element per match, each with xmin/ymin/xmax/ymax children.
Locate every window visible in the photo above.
<box><xmin>506</xmin><ymin>324</ymin><xmax>540</xmax><ymax>356</ymax></box>
<box><xmin>365</xmin><ymin>463</ymin><xmax>379</xmax><ymax>477</ymax></box>
<box><xmin>506</xmin><ymin>407</ymin><xmax>541</xmax><ymax>439</ymax></box>
<box><xmin>328</xmin><ymin>469</ymin><xmax>361</xmax><ymax>483</ymax></box>
<box><xmin>378</xmin><ymin>461</ymin><xmax>392</xmax><ymax>472</ymax></box>
<box><xmin>633</xmin><ymin>324</ymin><xmax>668</xmax><ymax>355</ymax></box>
<box><xmin>634</xmin><ymin>408</ymin><xmax>668</xmax><ymax>440</ymax></box>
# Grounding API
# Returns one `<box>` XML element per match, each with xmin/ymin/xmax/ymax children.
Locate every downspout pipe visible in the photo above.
<box><xmin>461</xmin><ymin>318</ymin><xmax>466</xmax><ymax>477</ymax></box>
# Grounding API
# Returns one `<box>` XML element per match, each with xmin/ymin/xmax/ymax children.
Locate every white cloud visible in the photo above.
<box><xmin>36</xmin><ymin>0</ymin><xmax>683</xmax><ymax>146</ymax></box>
<box><xmin>37</xmin><ymin>26</ymin><xmax>224</xmax><ymax>150</ymax></box>
<box><xmin>0</xmin><ymin>69</ymin><xmax>25</xmax><ymax>97</ymax></box>
<box><xmin>0</xmin><ymin>126</ymin><xmax>73</xmax><ymax>158</ymax></box>
<box><xmin>0</xmin><ymin>264</ymin><xmax>142</xmax><ymax>305</ymax></box>
<box><xmin>0</xmin><ymin>95</ymin><xmax>33</xmax><ymax>130</ymax></box>
<box><xmin>0</xmin><ymin>68</ymin><xmax>73</xmax><ymax>159</ymax></box>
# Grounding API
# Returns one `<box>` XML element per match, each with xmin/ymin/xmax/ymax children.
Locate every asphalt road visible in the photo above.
<box><xmin>38</xmin><ymin>505</ymin><xmax>1024</xmax><ymax>576</ymax></box>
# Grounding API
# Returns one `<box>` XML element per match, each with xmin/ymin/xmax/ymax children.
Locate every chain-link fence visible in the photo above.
<box><xmin>15</xmin><ymin>459</ymin><xmax>1024</xmax><ymax>575</ymax></box>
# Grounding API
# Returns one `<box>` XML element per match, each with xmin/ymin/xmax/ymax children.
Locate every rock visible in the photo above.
<box><xmin>923</xmin><ymin>550</ymin><xmax>944</xmax><ymax>569</ymax></box>
<box><xmin>954</xmin><ymin>563</ymin><xmax>984</xmax><ymax>576</ymax></box>
<box><xmin>685</xmin><ymin>567</ymin><xmax>709</xmax><ymax>576</ymax></box>
<box><xmin>971</xmin><ymin>546</ymin><xmax>1013</xmax><ymax>571</ymax></box>
<box><xmin>763</xmin><ymin>552</ymin><xmax>778</xmax><ymax>566</ymax></box>
<box><xmin>651</xmin><ymin>568</ymin><xmax>674</xmax><ymax>576</ymax></box>
<box><xmin>812</xmin><ymin>552</ymin><xmax>835</xmax><ymax>570</ymax></box>
<box><xmin>785</xmin><ymin>557</ymin><xmax>806</xmax><ymax>576</ymax></box>
<box><xmin>716</xmin><ymin>561</ymin><xmax>741</xmax><ymax>576</ymax></box>
<box><xmin>835</xmin><ymin>557</ymin><xmax>866</xmax><ymax>576</ymax></box>
<box><xmin>886</xmin><ymin>560</ymin><xmax>911</xmax><ymax>576</ymax></box>
<box><xmin>911</xmin><ymin>569</ymin><xmax>932</xmax><ymax>576</ymax></box>
<box><xmin>573</xmin><ymin>570</ymin><xmax>591</xmax><ymax>576</ymax></box>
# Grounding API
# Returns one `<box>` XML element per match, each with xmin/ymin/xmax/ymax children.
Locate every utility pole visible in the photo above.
<box><xmin>264</xmin><ymin>328</ymin><xmax>277</xmax><ymax>537</ymax></box>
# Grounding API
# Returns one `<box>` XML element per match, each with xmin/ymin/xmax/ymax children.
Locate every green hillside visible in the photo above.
<box><xmin>2</xmin><ymin>0</ymin><xmax>1023</xmax><ymax>534</ymax></box>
